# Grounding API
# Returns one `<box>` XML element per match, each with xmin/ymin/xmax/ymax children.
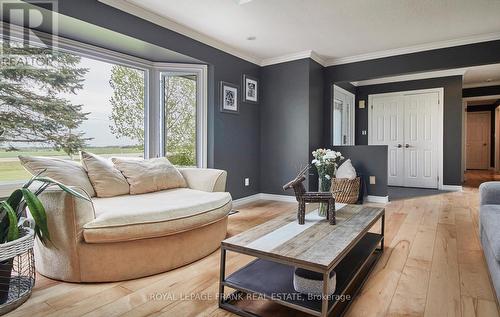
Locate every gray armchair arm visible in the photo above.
<box><xmin>479</xmin><ymin>182</ymin><xmax>500</xmax><ymax>205</ymax></box>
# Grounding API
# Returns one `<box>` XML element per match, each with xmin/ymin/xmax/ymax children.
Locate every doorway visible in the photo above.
<box><xmin>466</xmin><ymin>111</ymin><xmax>491</xmax><ymax>170</ymax></box>
<box><xmin>332</xmin><ymin>85</ymin><xmax>355</xmax><ymax>145</ymax></box>
<box><xmin>368</xmin><ymin>88</ymin><xmax>443</xmax><ymax>189</ymax></box>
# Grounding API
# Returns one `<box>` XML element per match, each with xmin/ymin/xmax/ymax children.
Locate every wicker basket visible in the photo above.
<box><xmin>0</xmin><ymin>227</ymin><xmax>36</xmax><ymax>316</ymax></box>
<box><xmin>331</xmin><ymin>177</ymin><xmax>361</xmax><ymax>204</ymax></box>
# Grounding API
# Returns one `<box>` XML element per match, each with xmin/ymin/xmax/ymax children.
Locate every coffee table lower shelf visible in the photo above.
<box><xmin>220</xmin><ymin>232</ymin><xmax>383</xmax><ymax>317</ymax></box>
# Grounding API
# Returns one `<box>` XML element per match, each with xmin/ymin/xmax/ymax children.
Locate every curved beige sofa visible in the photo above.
<box><xmin>35</xmin><ymin>168</ymin><xmax>231</xmax><ymax>282</ymax></box>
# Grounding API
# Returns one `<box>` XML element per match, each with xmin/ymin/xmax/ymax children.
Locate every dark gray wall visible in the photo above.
<box><xmin>325</xmin><ymin>40</ymin><xmax>500</xmax><ymax>83</ymax></box>
<box><xmin>37</xmin><ymin>0</ymin><xmax>260</xmax><ymax>199</ymax></box>
<box><xmin>463</xmin><ymin>85</ymin><xmax>500</xmax><ymax>98</ymax></box>
<box><xmin>332</xmin><ymin>146</ymin><xmax>388</xmax><ymax>197</ymax></box>
<box><xmin>324</xmin><ymin>40</ymin><xmax>500</xmax><ymax>147</ymax></box>
<box><xmin>308</xmin><ymin>60</ymin><xmax>325</xmax><ymax>190</ymax></box>
<box><xmin>354</xmin><ymin>76</ymin><xmax>463</xmax><ymax>185</ymax></box>
<box><xmin>260</xmin><ymin>59</ymin><xmax>311</xmax><ymax>195</ymax></box>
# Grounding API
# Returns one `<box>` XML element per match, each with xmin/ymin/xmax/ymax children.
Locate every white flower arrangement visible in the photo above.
<box><xmin>311</xmin><ymin>149</ymin><xmax>343</xmax><ymax>168</ymax></box>
<box><xmin>311</xmin><ymin>148</ymin><xmax>344</xmax><ymax>217</ymax></box>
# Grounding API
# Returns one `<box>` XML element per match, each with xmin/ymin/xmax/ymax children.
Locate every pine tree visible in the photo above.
<box><xmin>0</xmin><ymin>42</ymin><xmax>90</xmax><ymax>156</ymax></box>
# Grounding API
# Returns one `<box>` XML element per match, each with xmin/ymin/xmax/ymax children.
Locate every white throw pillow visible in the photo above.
<box><xmin>19</xmin><ymin>155</ymin><xmax>96</xmax><ymax>197</ymax></box>
<box><xmin>336</xmin><ymin>159</ymin><xmax>357</xmax><ymax>180</ymax></box>
<box><xmin>80</xmin><ymin>151</ymin><xmax>130</xmax><ymax>198</ymax></box>
<box><xmin>112</xmin><ymin>157</ymin><xmax>187</xmax><ymax>195</ymax></box>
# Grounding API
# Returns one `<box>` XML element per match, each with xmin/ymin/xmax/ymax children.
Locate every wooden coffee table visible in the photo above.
<box><xmin>218</xmin><ymin>204</ymin><xmax>385</xmax><ymax>317</ymax></box>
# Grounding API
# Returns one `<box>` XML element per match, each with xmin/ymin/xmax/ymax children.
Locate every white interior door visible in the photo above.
<box><xmin>403</xmin><ymin>92</ymin><xmax>440</xmax><ymax>188</ymax></box>
<box><xmin>369</xmin><ymin>90</ymin><xmax>441</xmax><ymax>189</ymax></box>
<box><xmin>370</xmin><ymin>95</ymin><xmax>405</xmax><ymax>186</ymax></box>
<box><xmin>466</xmin><ymin>111</ymin><xmax>491</xmax><ymax>170</ymax></box>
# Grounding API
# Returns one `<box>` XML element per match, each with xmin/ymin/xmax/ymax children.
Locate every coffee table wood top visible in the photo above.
<box><xmin>222</xmin><ymin>204</ymin><xmax>384</xmax><ymax>271</ymax></box>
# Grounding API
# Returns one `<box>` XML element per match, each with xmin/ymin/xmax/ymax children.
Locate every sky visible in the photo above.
<box><xmin>59</xmin><ymin>56</ymin><xmax>143</xmax><ymax>147</ymax></box>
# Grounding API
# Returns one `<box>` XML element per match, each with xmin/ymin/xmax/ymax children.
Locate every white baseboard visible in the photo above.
<box><xmin>232</xmin><ymin>194</ymin><xmax>262</xmax><ymax>207</ymax></box>
<box><xmin>232</xmin><ymin>192</ymin><xmax>389</xmax><ymax>207</ymax></box>
<box><xmin>366</xmin><ymin>195</ymin><xmax>389</xmax><ymax>204</ymax></box>
<box><xmin>441</xmin><ymin>185</ymin><xmax>463</xmax><ymax>191</ymax></box>
<box><xmin>259</xmin><ymin>193</ymin><xmax>296</xmax><ymax>203</ymax></box>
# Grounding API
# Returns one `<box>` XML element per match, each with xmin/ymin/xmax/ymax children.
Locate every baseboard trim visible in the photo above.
<box><xmin>233</xmin><ymin>192</ymin><xmax>389</xmax><ymax>206</ymax></box>
<box><xmin>259</xmin><ymin>193</ymin><xmax>296</xmax><ymax>203</ymax></box>
<box><xmin>366</xmin><ymin>195</ymin><xmax>389</xmax><ymax>203</ymax></box>
<box><xmin>232</xmin><ymin>194</ymin><xmax>262</xmax><ymax>207</ymax></box>
<box><xmin>232</xmin><ymin>193</ymin><xmax>296</xmax><ymax>207</ymax></box>
<box><xmin>441</xmin><ymin>185</ymin><xmax>463</xmax><ymax>191</ymax></box>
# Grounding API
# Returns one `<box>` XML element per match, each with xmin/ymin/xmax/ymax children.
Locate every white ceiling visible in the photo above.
<box><xmin>463</xmin><ymin>64</ymin><xmax>500</xmax><ymax>87</ymax></box>
<box><xmin>103</xmin><ymin>0</ymin><xmax>500</xmax><ymax>66</ymax></box>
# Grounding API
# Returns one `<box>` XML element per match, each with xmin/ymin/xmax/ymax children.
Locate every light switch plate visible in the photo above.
<box><xmin>369</xmin><ymin>176</ymin><xmax>376</xmax><ymax>184</ymax></box>
<box><xmin>362</xmin><ymin>130</ymin><xmax>367</xmax><ymax>135</ymax></box>
<box><xmin>359</xmin><ymin>100</ymin><xmax>366</xmax><ymax>109</ymax></box>
<box><xmin>244</xmin><ymin>178</ymin><xmax>250</xmax><ymax>186</ymax></box>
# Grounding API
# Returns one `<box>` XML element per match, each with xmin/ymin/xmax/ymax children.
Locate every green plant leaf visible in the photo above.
<box><xmin>23</xmin><ymin>170</ymin><xmax>46</xmax><ymax>189</ymax></box>
<box><xmin>34</xmin><ymin>177</ymin><xmax>91</xmax><ymax>201</ymax></box>
<box><xmin>21</xmin><ymin>188</ymin><xmax>50</xmax><ymax>244</ymax></box>
<box><xmin>6</xmin><ymin>189</ymin><xmax>23</xmax><ymax>212</ymax></box>
<box><xmin>0</xmin><ymin>201</ymin><xmax>19</xmax><ymax>242</ymax></box>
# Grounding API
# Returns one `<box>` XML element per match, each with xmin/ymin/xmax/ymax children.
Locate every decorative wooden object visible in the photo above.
<box><xmin>283</xmin><ymin>165</ymin><xmax>337</xmax><ymax>225</ymax></box>
<box><xmin>331</xmin><ymin>177</ymin><xmax>361</xmax><ymax>204</ymax></box>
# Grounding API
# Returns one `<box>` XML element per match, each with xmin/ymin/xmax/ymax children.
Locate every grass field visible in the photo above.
<box><xmin>0</xmin><ymin>146</ymin><xmax>143</xmax><ymax>183</ymax></box>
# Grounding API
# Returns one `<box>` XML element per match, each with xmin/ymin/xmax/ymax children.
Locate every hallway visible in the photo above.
<box><xmin>464</xmin><ymin>170</ymin><xmax>500</xmax><ymax>188</ymax></box>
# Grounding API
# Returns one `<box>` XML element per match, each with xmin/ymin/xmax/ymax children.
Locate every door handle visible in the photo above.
<box><xmin>395</xmin><ymin>144</ymin><xmax>402</xmax><ymax>148</ymax></box>
<box><xmin>405</xmin><ymin>144</ymin><xmax>410</xmax><ymax>148</ymax></box>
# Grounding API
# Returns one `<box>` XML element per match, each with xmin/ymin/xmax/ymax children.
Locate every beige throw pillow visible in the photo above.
<box><xmin>19</xmin><ymin>155</ymin><xmax>96</xmax><ymax>197</ymax></box>
<box><xmin>111</xmin><ymin>157</ymin><xmax>186</xmax><ymax>195</ymax></box>
<box><xmin>80</xmin><ymin>151</ymin><xmax>129</xmax><ymax>198</ymax></box>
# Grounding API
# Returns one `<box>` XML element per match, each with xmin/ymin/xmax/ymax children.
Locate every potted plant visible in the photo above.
<box><xmin>311</xmin><ymin>149</ymin><xmax>343</xmax><ymax>216</ymax></box>
<box><xmin>0</xmin><ymin>172</ymin><xmax>90</xmax><ymax>304</ymax></box>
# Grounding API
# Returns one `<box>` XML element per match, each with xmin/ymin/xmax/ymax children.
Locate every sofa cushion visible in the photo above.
<box><xmin>480</xmin><ymin>204</ymin><xmax>500</xmax><ymax>261</ymax></box>
<box><xmin>112</xmin><ymin>157</ymin><xmax>186</xmax><ymax>195</ymax></box>
<box><xmin>83</xmin><ymin>188</ymin><xmax>232</xmax><ymax>243</ymax></box>
<box><xmin>19</xmin><ymin>155</ymin><xmax>96</xmax><ymax>197</ymax></box>
<box><xmin>80</xmin><ymin>151</ymin><xmax>129</xmax><ymax>198</ymax></box>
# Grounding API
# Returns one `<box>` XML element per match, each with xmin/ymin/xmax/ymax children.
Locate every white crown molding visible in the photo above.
<box><xmin>99</xmin><ymin>0</ymin><xmax>500</xmax><ymax>68</ymax></box>
<box><xmin>351</xmin><ymin>68</ymin><xmax>467</xmax><ymax>87</ymax></box>
<box><xmin>325</xmin><ymin>32</ymin><xmax>500</xmax><ymax>66</ymax></box>
<box><xmin>260</xmin><ymin>50</ymin><xmax>323</xmax><ymax>67</ymax></box>
<box><xmin>463</xmin><ymin>80</ymin><xmax>500</xmax><ymax>89</ymax></box>
<box><xmin>98</xmin><ymin>0</ymin><xmax>262</xmax><ymax>65</ymax></box>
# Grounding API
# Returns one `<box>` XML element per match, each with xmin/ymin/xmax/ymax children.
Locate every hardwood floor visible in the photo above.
<box><xmin>6</xmin><ymin>173</ymin><xmax>500</xmax><ymax>317</ymax></box>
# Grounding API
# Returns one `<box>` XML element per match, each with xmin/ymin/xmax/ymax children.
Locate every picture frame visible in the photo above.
<box><xmin>242</xmin><ymin>74</ymin><xmax>258</xmax><ymax>104</ymax></box>
<box><xmin>220</xmin><ymin>81</ymin><xmax>239</xmax><ymax>114</ymax></box>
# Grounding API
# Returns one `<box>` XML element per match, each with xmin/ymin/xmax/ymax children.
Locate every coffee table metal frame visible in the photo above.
<box><xmin>218</xmin><ymin>209</ymin><xmax>385</xmax><ymax>317</ymax></box>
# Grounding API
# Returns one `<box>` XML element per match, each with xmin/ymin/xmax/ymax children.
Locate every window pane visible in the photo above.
<box><xmin>0</xmin><ymin>39</ymin><xmax>145</xmax><ymax>190</ymax></box>
<box><xmin>163</xmin><ymin>74</ymin><xmax>197</xmax><ymax>166</ymax></box>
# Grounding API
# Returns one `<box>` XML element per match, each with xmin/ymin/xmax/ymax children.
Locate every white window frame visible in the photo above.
<box><xmin>332</xmin><ymin>85</ymin><xmax>356</xmax><ymax>145</ymax></box>
<box><xmin>0</xmin><ymin>26</ymin><xmax>208</xmax><ymax>196</ymax></box>
<box><xmin>156</xmin><ymin>64</ymin><xmax>208</xmax><ymax>168</ymax></box>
